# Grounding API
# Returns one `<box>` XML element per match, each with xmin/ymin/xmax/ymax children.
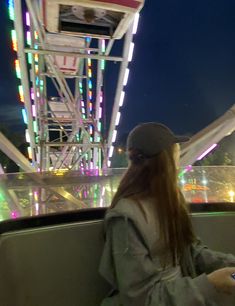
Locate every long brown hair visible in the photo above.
<box><xmin>110</xmin><ymin>144</ymin><xmax>196</xmax><ymax>266</ymax></box>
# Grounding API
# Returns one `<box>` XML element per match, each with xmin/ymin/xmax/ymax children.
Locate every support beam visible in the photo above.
<box><xmin>106</xmin><ymin>26</ymin><xmax>134</xmax><ymax>156</ymax></box>
<box><xmin>0</xmin><ymin>133</ymin><xmax>36</xmax><ymax>172</ymax></box>
<box><xmin>24</xmin><ymin>48</ymin><xmax>123</xmax><ymax>62</ymax></box>
<box><xmin>180</xmin><ymin>104</ymin><xmax>235</xmax><ymax>166</ymax></box>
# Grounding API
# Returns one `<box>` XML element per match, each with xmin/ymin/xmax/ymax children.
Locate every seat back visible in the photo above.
<box><xmin>192</xmin><ymin>213</ymin><xmax>235</xmax><ymax>254</ymax></box>
<box><xmin>0</xmin><ymin>219</ymin><xmax>110</xmax><ymax>306</ymax></box>
<box><xmin>0</xmin><ymin>210</ymin><xmax>234</xmax><ymax>306</ymax></box>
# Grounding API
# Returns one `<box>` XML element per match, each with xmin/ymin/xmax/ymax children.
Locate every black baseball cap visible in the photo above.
<box><xmin>127</xmin><ymin>122</ymin><xmax>190</xmax><ymax>157</ymax></box>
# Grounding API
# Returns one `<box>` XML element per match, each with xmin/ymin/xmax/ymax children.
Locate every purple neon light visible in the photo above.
<box><xmin>197</xmin><ymin>144</ymin><xmax>218</xmax><ymax>161</ymax></box>
<box><xmin>26</xmin><ymin>12</ymin><xmax>30</xmax><ymax>26</ymax></box>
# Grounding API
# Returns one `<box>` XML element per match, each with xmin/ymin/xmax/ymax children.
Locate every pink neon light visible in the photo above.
<box><xmin>186</xmin><ymin>165</ymin><xmax>192</xmax><ymax>171</ymax></box>
<box><xmin>197</xmin><ymin>144</ymin><xmax>217</xmax><ymax>161</ymax></box>
<box><xmin>26</xmin><ymin>12</ymin><xmax>30</xmax><ymax>26</ymax></box>
<box><xmin>99</xmin><ymin>107</ymin><xmax>102</xmax><ymax>118</ymax></box>
<box><xmin>100</xmin><ymin>93</ymin><xmax>103</xmax><ymax>103</ymax></box>
<box><xmin>11</xmin><ymin>211</ymin><xmax>19</xmax><ymax>219</ymax></box>
<box><xmin>31</xmin><ymin>88</ymin><xmax>34</xmax><ymax>100</ymax></box>
<box><xmin>32</xmin><ymin>104</ymin><xmax>36</xmax><ymax>117</ymax></box>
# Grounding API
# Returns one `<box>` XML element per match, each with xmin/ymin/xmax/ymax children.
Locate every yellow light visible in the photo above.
<box><xmin>34</xmin><ymin>31</ymin><xmax>39</xmax><ymax>40</ymax></box>
<box><xmin>88</xmin><ymin>69</ymin><xmax>92</xmax><ymax>78</ymax></box>
<box><xmin>228</xmin><ymin>190</ymin><xmax>235</xmax><ymax>202</ymax></box>
<box><xmin>34</xmin><ymin>54</ymin><xmax>39</xmax><ymax>62</ymax></box>
<box><xmin>54</xmin><ymin>169</ymin><xmax>68</xmax><ymax>176</ymax></box>
<box><xmin>11</xmin><ymin>30</ymin><xmax>17</xmax><ymax>51</ymax></box>
<box><xmin>27</xmin><ymin>147</ymin><xmax>32</xmax><ymax>159</ymax></box>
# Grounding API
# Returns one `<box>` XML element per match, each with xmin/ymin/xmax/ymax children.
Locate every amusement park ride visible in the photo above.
<box><xmin>0</xmin><ymin>6</ymin><xmax>235</xmax><ymax>304</ymax></box>
<box><xmin>5</xmin><ymin>0</ymin><xmax>144</xmax><ymax>173</ymax></box>
<box><xmin>3</xmin><ymin>0</ymin><xmax>235</xmax><ymax>174</ymax></box>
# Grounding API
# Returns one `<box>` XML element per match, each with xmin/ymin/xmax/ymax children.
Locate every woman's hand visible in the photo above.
<box><xmin>207</xmin><ymin>267</ymin><xmax>235</xmax><ymax>294</ymax></box>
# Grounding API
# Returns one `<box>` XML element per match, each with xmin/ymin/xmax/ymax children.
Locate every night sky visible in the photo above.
<box><xmin>1</xmin><ymin>0</ymin><xmax>235</xmax><ymax>138</ymax></box>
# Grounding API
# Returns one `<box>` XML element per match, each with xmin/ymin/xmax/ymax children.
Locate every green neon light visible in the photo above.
<box><xmin>27</xmin><ymin>53</ymin><xmax>32</xmax><ymax>64</ymax></box>
<box><xmin>101</xmin><ymin>60</ymin><xmax>105</xmax><ymax>70</ymax></box>
<box><xmin>8</xmin><ymin>2</ymin><xmax>15</xmax><ymax>21</ymax></box>
<box><xmin>33</xmin><ymin>121</ymin><xmax>38</xmax><ymax>133</ymax></box>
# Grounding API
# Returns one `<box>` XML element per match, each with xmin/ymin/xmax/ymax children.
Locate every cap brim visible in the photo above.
<box><xmin>175</xmin><ymin>135</ymin><xmax>190</xmax><ymax>143</ymax></box>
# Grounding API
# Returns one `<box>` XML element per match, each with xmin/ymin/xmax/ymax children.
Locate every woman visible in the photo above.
<box><xmin>99</xmin><ymin>122</ymin><xmax>235</xmax><ymax>306</ymax></box>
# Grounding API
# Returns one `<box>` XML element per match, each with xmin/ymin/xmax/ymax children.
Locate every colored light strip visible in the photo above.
<box><xmin>100</xmin><ymin>92</ymin><xmax>103</xmax><ymax>103</ymax></box>
<box><xmin>8</xmin><ymin>0</ymin><xmax>33</xmax><ymax>164</ymax></box>
<box><xmin>22</xmin><ymin>109</ymin><xmax>28</xmax><ymax>124</ymax></box>
<box><xmin>26</xmin><ymin>31</ymin><xmax>31</xmax><ymax>45</ymax></box>
<box><xmin>87</xmin><ymin>55</ymin><xmax>93</xmax><ymax>117</ymax></box>
<box><xmin>108</xmin><ymin>13</ymin><xmax>140</xmax><ymax>168</ymax></box>
<box><xmin>178</xmin><ymin>164</ymin><xmax>192</xmax><ymax>178</ymax></box>
<box><xmin>88</xmin><ymin>80</ymin><xmax>92</xmax><ymax>89</ymax></box>
<box><xmin>89</xmin><ymin>90</ymin><xmax>92</xmax><ymax>100</ymax></box>
<box><xmin>99</xmin><ymin>107</ymin><xmax>102</xmax><ymax>119</ymax></box>
<box><xmin>32</xmin><ymin>104</ymin><xmax>36</xmax><ymax>117</ymax></box>
<box><xmin>101</xmin><ymin>60</ymin><xmax>105</xmax><ymax>70</ymax></box>
<box><xmin>27</xmin><ymin>53</ymin><xmax>32</xmax><ymax>64</ymax></box>
<box><xmin>27</xmin><ymin>147</ymin><xmax>32</xmax><ymax>159</ymax></box>
<box><xmin>33</xmin><ymin>121</ymin><xmax>38</xmax><ymax>133</ymax></box>
<box><xmin>89</xmin><ymin>102</ymin><xmax>92</xmax><ymax>112</ymax></box>
<box><xmin>15</xmin><ymin>59</ymin><xmax>21</xmax><ymax>79</ymax></box>
<box><xmin>18</xmin><ymin>85</ymin><xmax>24</xmax><ymax>102</ymax></box>
<box><xmin>34</xmin><ymin>31</ymin><xmax>39</xmax><ymax>40</ymax></box>
<box><xmin>34</xmin><ymin>54</ymin><xmax>39</xmax><ymax>62</ymax></box>
<box><xmin>25</xmin><ymin>129</ymin><xmax>30</xmax><ymax>143</ymax></box>
<box><xmin>31</xmin><ymin>88</ymin><xmax>34</xmax><ymax>100</ymax></box>
<box><xmin>88</xmin><ymin>69</ymin><xmax>92</xmax><ymax>78</ymax></box>
<box><xmin>101</xmin><ymin>39</ymin><xmax>106</xmax><ymax>53</ymax></box>
<box><xmin>8</xmin><ymin>0</ymin><xmax>15</xmax><ymax>21</ymax></box>
<box><xmin>25</xmin><ymin>12</ymin><xmax>30</xmax><ymax>26</ymax></box>
<box><xmin>11</xmin><ymin>30</ymin><xmax>17</xmax><ymax>51</ymax></box>
<box><xmin>197</xmin><ymin>144</ymin><xmax>218</xmax><ymax>161</ymax></box>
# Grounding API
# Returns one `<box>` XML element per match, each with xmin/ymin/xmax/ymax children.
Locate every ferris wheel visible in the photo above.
<box><xmin>7</xmin><ymin>0</ymin><xmax>145</xmax><ymax>172</ymax></box>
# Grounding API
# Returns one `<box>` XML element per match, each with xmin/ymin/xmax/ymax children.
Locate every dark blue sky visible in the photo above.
<box><xmin>1</xmin><ymin>0</ymin><xmax>235</xmax><ymax>137</ymax></box>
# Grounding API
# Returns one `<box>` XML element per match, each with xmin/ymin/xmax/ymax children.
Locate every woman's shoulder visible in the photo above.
<box><xmin>104</xmin><ymin>197</ymin><xmax>154</xmax><ymax>231</ymax></box>
<box><xmin>104</xmin><ymin>197</ymin><xmax>157</xmax><ymax>251</ymax></box>
<box><xmin>105</xmin><ymin>197</ymin><xmax>140</xmax><ymax>220</ymax></box>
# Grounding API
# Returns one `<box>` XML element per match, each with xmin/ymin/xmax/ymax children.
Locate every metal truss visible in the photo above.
<box><xmin>12</xmin><ymin>0</ymin><xmax>139</xmax><ymax>172</ymax></box>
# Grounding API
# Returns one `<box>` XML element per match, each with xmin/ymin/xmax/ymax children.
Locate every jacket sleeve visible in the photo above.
<box><xmin>190</xmin><ymin>238</ymin><xmax>235</xmax><ymax>275</ymax></box>
<box><xmin>110</xmin><ymin>217</ymin><xmax>221</xmax><ymax>306</ymax></box>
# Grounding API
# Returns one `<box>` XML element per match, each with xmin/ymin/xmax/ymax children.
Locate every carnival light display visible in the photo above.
<box><xmin>8</xmin><ymin>1</ymin><xmax>35</xmax><ymax>160</ymax></box>
<box><xmin>107</xmin><ymin>13</ymin><xmax>140</xmax><ymax>167</ymax></box>
<box><xmin>7</xmin><ymin>0</ymin><xmax>142</xmax><ymax>172</ymax></box>
<box><xmin>197</xmin><ymin>144</ymin><xmax>218</xmax><ymax>161</ymax></box>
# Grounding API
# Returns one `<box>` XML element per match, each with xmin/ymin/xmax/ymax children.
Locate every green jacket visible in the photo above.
<box><xmin>99</xmin><ymin>198</ymin><xmax>235</xmax><ymax>306</ymax></box>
